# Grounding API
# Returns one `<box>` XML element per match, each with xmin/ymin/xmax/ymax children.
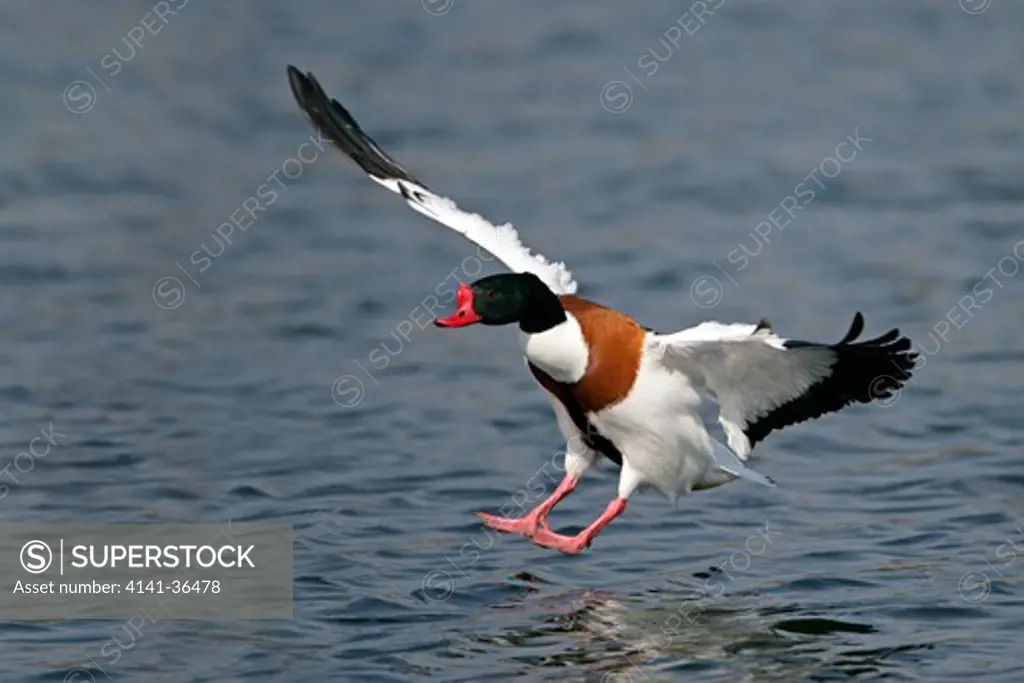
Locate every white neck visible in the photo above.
<box><xmin>519</xmin><ymin>313</ymin><xmax>589</xmax><ymax>383</ymax></box>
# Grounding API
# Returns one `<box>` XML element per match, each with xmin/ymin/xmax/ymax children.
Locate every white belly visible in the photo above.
<box><xmin>587</xmin><ymin>352</ymin><xmax>714</xmax><ymax>501</ymax></box>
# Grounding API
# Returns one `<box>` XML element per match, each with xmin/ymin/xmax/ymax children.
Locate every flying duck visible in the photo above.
<box><xmin>286</xmin><ymin>66</ymin><xmax>918</xmax><ymax>555</ymax></box>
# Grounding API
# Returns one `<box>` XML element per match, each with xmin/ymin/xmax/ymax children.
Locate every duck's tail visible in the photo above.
<box><xmin>695</xmin><ymin>440</ymin><xmax>777</xmax><ymax>490</ymax></box>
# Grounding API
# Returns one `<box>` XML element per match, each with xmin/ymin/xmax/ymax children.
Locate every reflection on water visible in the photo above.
<box><xmin>471</xmin><ymin>583</ymin><xmax>927</xmax><ymax>683</ymax></box>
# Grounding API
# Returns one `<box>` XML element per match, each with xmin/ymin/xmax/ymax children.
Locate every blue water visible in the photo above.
<box><xmin>2</xmin><ymin>1</ymin><xmax>1023</xmax><ymax>680</ymax></box>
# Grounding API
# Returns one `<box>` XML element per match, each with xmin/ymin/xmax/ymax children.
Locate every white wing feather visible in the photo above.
<box><xmin>649</xmin><ymin>322</ymin><xmax>830</xmax><ymax>458</ymax></box>
<box><xmin>392</xmin><ymin>179</ymin><xmax>576</xmax><ymax>295</ymax></box>
<box><xmin>648</xmin><ymin>315</ymin><xmax>916</xmax><ymax>459</ymax></box>
<box><xmin>287</xmin><ymin>66</ymin><xmax>577</xmax><ymax>295</ymax></box>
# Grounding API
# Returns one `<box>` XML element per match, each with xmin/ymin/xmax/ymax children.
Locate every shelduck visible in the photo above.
<box><xmin>286</xmin><ymin>66</ymin><xmax>918</xmax><ymax>555</ymax></box>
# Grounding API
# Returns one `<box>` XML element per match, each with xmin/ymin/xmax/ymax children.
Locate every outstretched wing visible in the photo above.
<box><xmin>648</xmin><ymin>313</ymin><xmax>917</xmax><ymax>458</ymax></box>
<box><xmin>286</xmin><ymin>66</ymin><xmax>578</xmax><ymax>296</ymax></box>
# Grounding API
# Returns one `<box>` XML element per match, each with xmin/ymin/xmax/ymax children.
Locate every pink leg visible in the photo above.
<box><xmin>530</xmin><ymin>498</ymin><xmax>627</xmax><ymax>555</ymax></box>
<box><xmin>477</xmin><ymin>475</ymin><xmax>578</xmax><ymax>537</ymax></box>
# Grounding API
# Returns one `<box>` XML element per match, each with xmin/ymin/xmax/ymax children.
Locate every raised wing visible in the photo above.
<box><xmin>648</xmin><ymin>313</ymin><xmax>917</xmax><ymax>458</ymax></box>
<box><xmin>286</xmin><ymin>66</ymin><xmax>577</xmax><ymax>296</ymax></box>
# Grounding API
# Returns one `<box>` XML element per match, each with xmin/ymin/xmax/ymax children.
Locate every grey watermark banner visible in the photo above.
<box><xmin>0</xmin><ymin>524</ymin><xmax>292</xmax><ymax>619</ymax></box>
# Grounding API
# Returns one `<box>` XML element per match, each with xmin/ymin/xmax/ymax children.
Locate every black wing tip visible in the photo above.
<box><xmin>285</xmin><ymin>64</ymin><xmax>424</xmax><ymax>186</ymax></box>
<box><xmin>841</xmin><ymin>313</ymin><xmax>920</xmax><ymax>391</ymax></box>
<box><xmin>285</xmin><ymin>64</ymin><xmax>340</xmax><ymax>140</ymax></box>
<box><xmin>785</xmin><ymin>313</ymin><xmax>909</xmax><ymax>352</ymax></box>
<box><xmin>837</xmin><ymin>312</ymin><xmax>866</xmax><ymax>344</ymax></box>
<box><xmin>285</xmin><ymin>64</ymin><xmax>305</xmax><ymax>86</ymax></box>
<box><xmin>834</xmin><ymin>312</ymin><xmax>914</xmax><ymax>352</ymax></box>
<box><xmin>829</xmin><ymin>315</ymin><xmax>921</xmax><ymax>403</ymax></box>
<box><xmin>746</xmin><ymin>312</ymin><xmax>919</xmax><ymax>447</ymax></box>
<box><xmin>285</xmin><ymin>65</ymin><xmax>325</xmax><ymax>115</ymax></box>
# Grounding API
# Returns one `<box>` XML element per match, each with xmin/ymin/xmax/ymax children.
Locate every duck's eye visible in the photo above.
<box><xmin>486</xmin><ymin>292</ymin><xmax>495</xmax><ymax>300</ymax></box>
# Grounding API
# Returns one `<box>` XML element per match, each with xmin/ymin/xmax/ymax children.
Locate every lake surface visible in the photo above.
<box><xmin>1</xmin><ymin>1</ymin><xmax>1023</xmax><ymax>681</ymax></box>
